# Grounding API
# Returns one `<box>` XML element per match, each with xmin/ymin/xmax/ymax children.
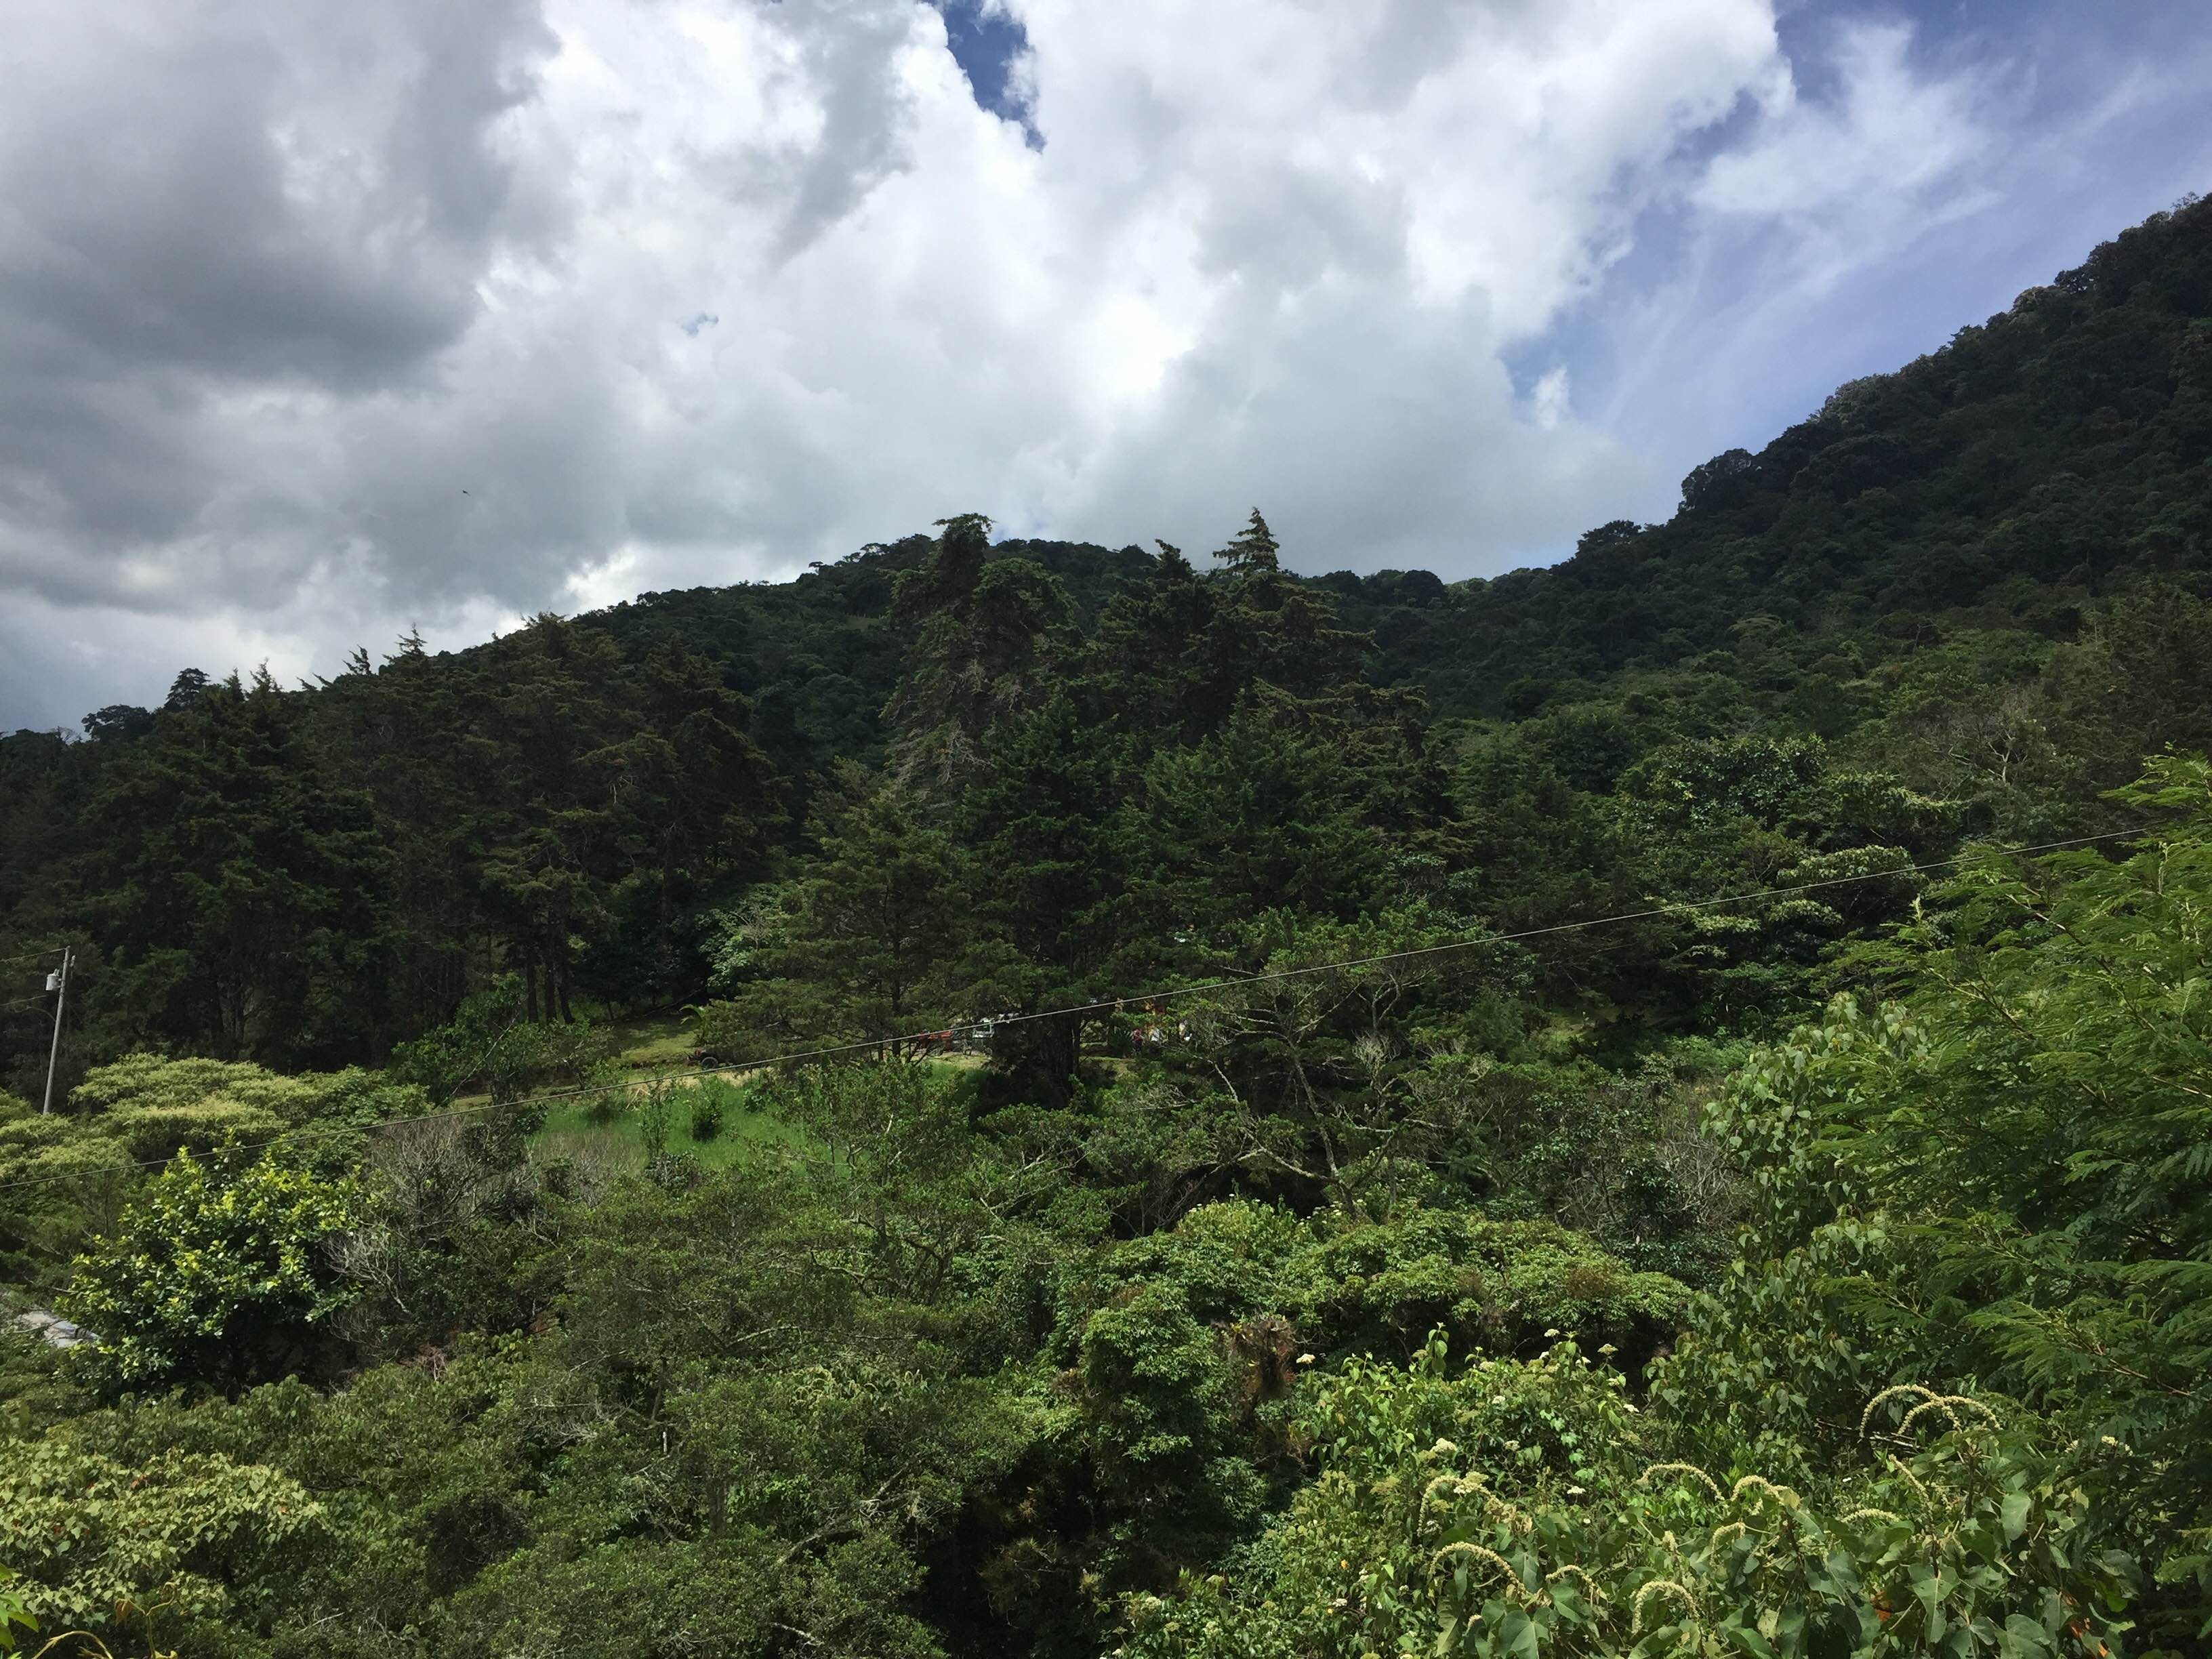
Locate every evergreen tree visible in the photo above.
<box><xmin>884</xmin><ymin>514</ymin><xmax>1079</xmax><ymax>791</ymax></box>
<box><xmin>86</xmin><ymin>670</ymin><xmax>391</xmax><ymax>1062</ymax></box>
<box><xmin>162</xmin><ymin>668</ymin><xmax>213</xmax><ymax>712</ymax></box>
<box><xmin>1214</xmin><ymin>508</ymin><xmax>1282</xmax><ymax>573</ymax></box>
<box><xmin>958</xmin><ymin>691</ymin><xmax>1122</xmax><ymax>1107</ymax></box>
<box><xmin>1204</xmin><ymin>510</ymin><xmax>1370</xmax><ymax>704</ymax></box>
<box><xmin>1082</xmin><ymin>541</ymin><xmax>1234</xmax><ymax>739</ymax></box>
<box><xmin>594</xmin><ymin>639</ymin><xmax>778</xmax><ymax>1000</ymax></box>
<box><xmin>461</xmin><ymin>616</ymin><xmax>634</xmax><ymax>1023</ymax></box>
<box><xmin>697</xmin><ymin>766</ymin><xmax>964</xmax><ymax>1054</ymax></box>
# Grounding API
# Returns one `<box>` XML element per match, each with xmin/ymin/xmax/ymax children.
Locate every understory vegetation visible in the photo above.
<box><xmin>1</xmin><ymin>200</ymin><xmax>2209</xmax><ymax>1658</ymax></box>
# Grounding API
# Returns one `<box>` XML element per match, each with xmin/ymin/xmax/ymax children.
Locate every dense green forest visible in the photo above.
<box><xmin>1</xmin><ymin>197</ymin><xmax>2209</xmax><ymax>1658</ymax></box>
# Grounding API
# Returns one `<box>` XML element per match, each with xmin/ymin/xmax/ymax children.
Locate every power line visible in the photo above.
<box><xmin>0</xmin><ymin>947</ymin><xmax>66</xmax><ymax>966</ymax></box>
<box><xmin>987</xmin><ymin>826</ymin><xmax>2147</xmax><ymax>1025</ymax></box>
<box><xmin>0</xmin><ymin>823</ymin><xmax>2152</xmax><ymax>1199</ymax></box>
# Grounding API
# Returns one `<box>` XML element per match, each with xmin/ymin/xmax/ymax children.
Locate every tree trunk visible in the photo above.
<box><xmin>981</xmin><ymin>1008</ymin><xmax>1081</xmax><ymax>1113</ymax></box>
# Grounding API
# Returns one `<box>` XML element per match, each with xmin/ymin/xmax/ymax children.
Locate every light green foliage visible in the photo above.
<box><xmin>71</xmin><ymin>1050</ymin><xmax>395</xmax><ymax>1162</ymax></box>
<box><xmin>1064</xmin><ymin>1196</ymin><xmax>1686</xmax><ymax>1372</ymax></box>
<box><xmin>0</xmin><ymin>1567</ymin><xmax>32</xmax><ymax>1656</ymax></box>
<box><xmin>0</xmin><ymin>1438</ymin><xmax>321</xmax><ymax>1652</ymax></box>
<box><xmin>72</xmin><ymin>1052</ymin><xmax>346</xmax><ymax>1117</ymax></box>
<box><xmin>1119</xmin><ymin>1334</ymin><xmax>2131</xmax><ymax>1659</ymax></box>
<box><xmin>65</xmin><ymin>1145</ymin><xmax>365</xmax><ymax>1389</ymax></box>
<box><xmin>1277</xmin><ymin>1210</ymin><xmax>1687</xmax><ymax>1364</ymax></box>
<box><xmin>1</xmin><ymin>1057</ymin><xmax>407</xmax><ymax>1288</ymax></box>
<box><xmin>0</xmin><ymin>1096</ymin><xmax>133</xmax><ymax>1284</ymax></box>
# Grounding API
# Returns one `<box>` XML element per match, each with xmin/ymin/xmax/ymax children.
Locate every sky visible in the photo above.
<box><xmin>2</xmin><ymin>0</ymin><xmax>2209</xmax><ymax>731</ymax></box>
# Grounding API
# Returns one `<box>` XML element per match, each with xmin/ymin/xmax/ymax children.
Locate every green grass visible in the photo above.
<box><xmin>439</xmin><ymin>1010</ymin><xmax>703</xmax><ymax>1115</ymax></box>
<box><xmin>599</xmin><ymin>1010</ymin><xmax>699</xmax><ymax>1067</ymax></box>
<box><xmin>529</xmin><ymin>1076</ymin><xmax>813</xmax><ymax>1173</ymax></box>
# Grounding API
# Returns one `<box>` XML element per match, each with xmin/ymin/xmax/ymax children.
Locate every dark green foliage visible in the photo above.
<box><xmin>697</xmin><ymin>762</ymin><xmax>966</xmax><ymax>1057</ymax></box>
<box><xmin>84</xmin><ymin>669</ymin><xmax>392</xmax><ymax>1067</ymax></box>
<box><xmin>1102</xmin><ymin>777</ymin><xmax>2212</xmax><ymax>1658</ymax></box>
<box><xmin>12</xmin><ymin>202</ymin><xmax>2212</xmax><ymax>1079</ymax></box>
<box><xmin>1663</xmin><ymin>758</ymin><xmax>2212</xmax><ymax>1643</ymax></box>
<box><xmin>389</xmin><ymin>975</ymin><xmax>615</xmax><ymax>1105</ymax></box>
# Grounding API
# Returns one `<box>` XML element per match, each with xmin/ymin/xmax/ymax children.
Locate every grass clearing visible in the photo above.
<box><xmin>529</xmin><ymin>1075</ymin><xmax>813</xmax><ymax>1172</ymax></box>
<box><xmin>600</xmin><ymin>1009</ymin><xmax>699</xmax><ymax>1067</ymax></box>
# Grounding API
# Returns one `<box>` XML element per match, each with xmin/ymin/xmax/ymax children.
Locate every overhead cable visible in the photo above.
<box><xmin>0</xmin><ymin>823</ymin><xmax>2152</xmax><ymax>1197</ymax></box>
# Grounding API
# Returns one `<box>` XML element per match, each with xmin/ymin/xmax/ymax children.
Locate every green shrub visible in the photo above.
<box><xmin>1118</xmin><ymin>1332</ymin><xmax>2136</xmax><ymax>1659</ymax></box>
<box><xmin>64</xmin><ymin>1143</ymin><xmax>365</xmax><ymax>1391</ymax></box>
<box><xmin>636</xmin><ymin>1085</ymin><xmax>672</xmax><ymax>1158</ymax></box>
<box><xmin>0</xmin><ymin>1439</ymin><xmax>323</xmax><ymax>1655</ymax></box>
<box><xmin>68</xmin><ymin>1053</ymin><xmax>410</xmax><ymax>1165</ymax></box>
<box><xmin>388</xmin><ymin>977</ymin><xmax>615</xmax><ymax>1105</ymax></box>
<box><xmin>3</xmin><ymin>1059</ymin><xmax>407</xmax><ymax>1286</ymax></box>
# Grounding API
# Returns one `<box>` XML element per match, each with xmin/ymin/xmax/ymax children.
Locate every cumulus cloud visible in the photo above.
<box><xmin>1693</xmin><ymin>21</ymin><xmax>1999</xmax><ymax>285</ymax></box>
<box><xmin>0</xmin><ymin>0</ymin><xmax>2196</xmax><ymax>727</ymax></box>
<box><xmin>1578</xmin><ymin>5</ymin><xmax>2212</xmax><ymax>479</ymax></box>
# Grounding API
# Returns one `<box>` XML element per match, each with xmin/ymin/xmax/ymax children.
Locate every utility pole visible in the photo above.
<box><xmin>42</xmin><ymin>947</ymin><xmax>70</xmax><ymax>1115</ymax></box>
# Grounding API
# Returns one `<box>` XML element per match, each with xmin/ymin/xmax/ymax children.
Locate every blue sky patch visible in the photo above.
<box><xmin>928</xmin><ymin>0</ymin><xmax>1040</xmax><ymax>144</ymax></box>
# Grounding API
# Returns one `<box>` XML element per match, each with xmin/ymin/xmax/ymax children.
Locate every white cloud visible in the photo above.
<box><xmin>1693</xmin><ymin>20</ymin><xmax>2000</xmax><ymax>290</ymax></box>
<box><xmin>1577</xmin><ymin>5</ymin><xmax>2212</xmax><ymax>487</ymax></box>
<box><xmin>1531</xmin><ymin>367</ymin><xmax>1572</xmax><ymax>432</ymax></box>
<box><xmin>4</xmin><ymin>0</ymin><xmax>2172</xmax><ymax>729</ymax></box>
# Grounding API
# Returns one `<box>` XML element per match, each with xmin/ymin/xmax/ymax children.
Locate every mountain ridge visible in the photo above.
<box><xmin>561</xmin><ymin>191</ymin><xmax>2211</xmax><ymax>763</ymax></box>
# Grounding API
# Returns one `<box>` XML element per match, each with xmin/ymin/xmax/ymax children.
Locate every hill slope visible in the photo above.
<box><xmin>1</xmin><ymin>196</ymin><xmax>2208</xmax><ymax>1081</ymax></box>
<box><xmin>569</xmin><ymin>193</ymin><xmax>2212</xmax><ymax>755</ymax></box>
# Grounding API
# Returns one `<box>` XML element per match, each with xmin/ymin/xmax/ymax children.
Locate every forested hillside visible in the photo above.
<box><xmin>1</xmin><ymin>198</ymin><xmax>2209</xmax><ymax>1659</ymax></box>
